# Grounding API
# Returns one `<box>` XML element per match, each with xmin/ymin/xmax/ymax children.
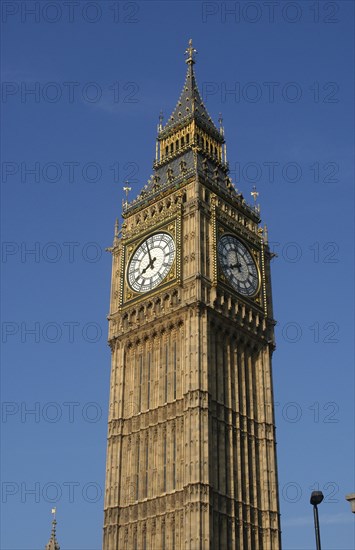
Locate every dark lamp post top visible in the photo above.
<box><xmin>310</xmin><ymin>491</ymin><xmax>324</xmax><ymax>506</ymax></box>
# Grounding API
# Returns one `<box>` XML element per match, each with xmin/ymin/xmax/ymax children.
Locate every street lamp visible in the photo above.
<box><xmin>310</xmin><ymin>491</ymin><xmax>324</xmax><ymax>550</ymax></box>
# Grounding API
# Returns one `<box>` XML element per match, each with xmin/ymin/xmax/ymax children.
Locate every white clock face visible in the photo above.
<box><xmin>218</xmin><ymin>234</ymin><xmax>259</xmax><ymax>296</ymax></box>
<box><xmin>127</xmin><ymin>232</ymin><xmax>176</xmax><ymax>293</ymax></box>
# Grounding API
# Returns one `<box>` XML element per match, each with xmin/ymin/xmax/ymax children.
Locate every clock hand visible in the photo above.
<box><xmin>145</xmin><ymin>242</ymin><xmax>154</xmax><ymax>267</ymax></box>
<box><xmin>230</xmin><ymin>262</ymin><xmax>242</xmax><ymax>271</ymax></box>
<box><xmin>141</xmin><ymin>257</ymin><xmax>157</xmax><ymax>275</ymax></box>
<box><xmin>235</xmin><ymin>248</ymin><xmax>241</xmax><ymax>267</ymax></box>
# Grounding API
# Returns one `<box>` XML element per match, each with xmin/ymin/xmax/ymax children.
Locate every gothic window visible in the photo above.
<box><xmin>164</xmin><ymin>343</ymin><xmax>169</xmax><ymax>402</ymax></box>
<box><xmin>135</xmin><ymin>436</ymin><xmax>140</xmax><ymax>500</ymax></box>
<box><xmin>172</xmin><ymin>428</ymin><xmax>176</xmax><ymax>489</ymax></box>
<box><xmin>163</xmin><ymin>431</ymin><xmax>167</xmax><ymax>492</ymax></box>
<box><xmin>217</xmin><ymin>421</ymin><xmax>220</xmax><ymax>490</ymax></box>
<box><xmin>186</xmin><ymin>133</ymin><xmax>190</xmax><ymax>143</ymax></box>
<box><xmin>173</xmin><ymin>341</ymin><xmax>177</xmax><ymax>400</ymax></box>
<box><xmin>144</xmin><ymin>436</ymin><xmax>149</xmax><ymax>498</ymax></box>
<box><xmin>147</xmin><ymin>351</ymin><xmax>151</xmax><ymax>409</ymax></box>
<box><xmin>162</xmin><ymin>520</ymin><xmax>166</xmax><ymax>550</ymax></box>
<box><xmin>138</xmin><ymin>354</ymin><xmax>143</xmax><ymax>410</ymax></box>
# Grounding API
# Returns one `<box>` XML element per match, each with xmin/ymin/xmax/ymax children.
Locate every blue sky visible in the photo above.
<box><xmin>1</xmin><ymin>1</ymin><xmax>354</xmax><ymax>548</ymax></box>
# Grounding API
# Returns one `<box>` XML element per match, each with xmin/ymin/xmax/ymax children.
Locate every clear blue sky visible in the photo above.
<box><xmin>1</xmin><ymin>1</ymin><xmax>354</xmax><ymax>548</ymax></box>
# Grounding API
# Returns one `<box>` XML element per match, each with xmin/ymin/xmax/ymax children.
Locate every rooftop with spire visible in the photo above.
<box><xmin>122</xmin><ymin>39</ymin><xmax>259</xmax><ymax>223</ymax></box>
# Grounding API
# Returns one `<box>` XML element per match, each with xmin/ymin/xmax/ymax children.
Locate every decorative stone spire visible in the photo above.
<box><xmin>218</xmin><ymin>113</ymin><xmax>224</xmax><ymax>136</ymax></box>
<box><xmin>124</xmin><ymin>41</ymin><xmax>260</xmax><ymax>223</ymax></box>
<box><xmin>158</xmin><ymin>110</ymin><xmax>164</xmax><ymax>132</ymax></box>
<box><xmin>45</xmin><ymin>509</ymin><xmax>60</xmax><ymax>550</ymax></box>
<box><xmin>113</xmin><ymin>217</ymin><xmax>119</xmax><ymax>246</ymax></box>
<box><xmin>161</xmin><ymin>39</ymin><xmax>221</xmax><ymax>140</ymax></box>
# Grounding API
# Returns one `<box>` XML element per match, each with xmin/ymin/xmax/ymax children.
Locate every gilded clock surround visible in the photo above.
<box><xmin>216</xmin><ymin>226</ymin><xmax>262</xmax><ymax>302</ymax></box>
<box><xmin>103</xmin><ymin>40</ymin><xmax>281</xmax><ymax>550</ymax></box>
<box><xmin>121</xmin><ymin>216</ymin><xmax>182</xmax><ymax>307</ymax></box>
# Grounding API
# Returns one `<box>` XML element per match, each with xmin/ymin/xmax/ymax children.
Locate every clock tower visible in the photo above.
<box><xmin>103</xmin><ymin>41</ymin><xmax>281</xmax><ymax>549</ymax></box>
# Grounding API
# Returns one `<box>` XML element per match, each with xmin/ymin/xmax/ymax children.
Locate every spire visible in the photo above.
<box><xmin>45</xmin><ymin>509</ymin><xmax>60</xmax><ymax>550</ymax></box>
<box><xmin>218</xmin><ymin>113</ymin><xmax>224</xmax><ymax>136</ymax></box>
<box><xmin>113</xmin><ymin>217</ymin><xmax>119</xmax><ymax>246</ymax></box>
<box><xmin>161</xmin><ymin>39</ymin><xmax>221</xmax><ymax>140</ymax></box>
<box><xmin>158</xmin><ymin>110</ymin><xmax>164</xmax><ymax>132</ymax></box>
<box><xmin>124</xmin><ymin>41</ymin><xmax>259</xmax><ymax>223</ymax></box>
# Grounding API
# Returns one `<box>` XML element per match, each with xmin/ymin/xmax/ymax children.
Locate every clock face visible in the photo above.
<box><xmin>127</xmin><ymin>232</ymin><xmax>176</xmax><ymax>293</ymax></box>
<box><xmin>218</xmin><ymin>234</ymin><xmax>259</xmax><ymax>296</ymax></box>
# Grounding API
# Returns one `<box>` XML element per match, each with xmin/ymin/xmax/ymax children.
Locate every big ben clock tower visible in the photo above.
<box><xmin>103</xmin><ymin>41</ymin><xmax>281</xmax><ymax>549</ymax></box>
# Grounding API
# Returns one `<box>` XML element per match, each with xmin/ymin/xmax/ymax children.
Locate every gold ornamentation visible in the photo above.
<box><xmin>120</xmin><ymin>215</ymin><xmax>181</xmax><ymax>308</ymax></box>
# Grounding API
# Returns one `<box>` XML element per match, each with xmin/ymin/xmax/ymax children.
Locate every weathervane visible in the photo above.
<box><xmin>251</xmin><ymin>185</ymin><xmax>259</xmax><ymax>202</ymax></box>
<box><xmin>122</xmin><ymin>182</ymin><xmax>132</xmax><ymax>209</ymax></box>
<box><xmin>185</xmin><ymin>39</ymin><xmax>197</xmax><ymax>64</ymax></box>
<box><xmin>251</xmin><ymin>185</ymin><xmax>260</xmax><ymax>213</ymax></box>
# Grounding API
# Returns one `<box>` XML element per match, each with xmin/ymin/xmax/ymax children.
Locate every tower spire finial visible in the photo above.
<box><xmin>251</xmin><ymin>185</ymin><xmax>260</xmax><ymax>213</ymax></box>
<box><xmin>251</xmin><ymin>185</ymin><xmax>259</xmax><ymax>203</ymax></box>
<box><xmin>218</xmin><ymin>113</ymin><xmax>224</xmax><ymax>136</ymax></box>
<box><xmin>45</xmin><ymin>508</ymin><xmax>60</xmax><ymax>550</ymax></box>
<box><xmin>185</xmin><ymin>39</ymin><xmax>197</xmax><ymax>65</ymax></box>
<box><xmin>122</xmin><ymin>182</ymin><xmax>132</xmax><ymax>210</ymax></box>
<box><xmin>158</xmin><ymin>110</ymin><xmax>164</xmax><ymax>132</ymax></box>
